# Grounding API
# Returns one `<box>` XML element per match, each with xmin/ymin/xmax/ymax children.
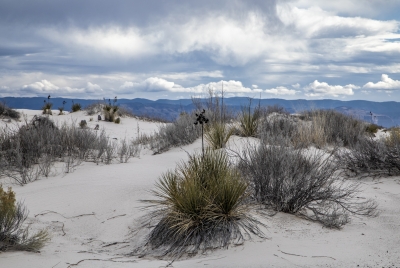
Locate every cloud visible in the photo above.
<box><xmin>20</xmin><ymin>80</ymin><xmax>103</xmax><ymax>96</ymax></box>
<box><xmin>22</xmin><ymin>80</ymin><xmax>59</xmax><ymax>93</ymax></box>
<box><xmin>363</xmin><ymin>74</ymin><xmax>400</xmax><ymax>90</ymax></box>
<box><xmin>292</xmin><ymin>83</ymin><xmax>300</xmax><ymax>89</ymax></box>
<box><xmin>118</xmin><ymin>78</ymin><xmax>265</xmax><ymax>95</ymax></box>
<box><xmin>265</xmin><ymin>86</ymin><xmax>298</xmax><ymax>95</ymax></box>
<box><xmin>304</xmin><ymin>80</ymin><xmax>359</xmax><ymax>97</ymax></box>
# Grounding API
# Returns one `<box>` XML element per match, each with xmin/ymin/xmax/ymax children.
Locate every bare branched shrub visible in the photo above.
<box><xmin>191</xmin><ymin>88</ymin><xmax>235</xmax><ymax>124</ymax></box>
<box><xmin>118</xmin><ymin>137</ymin><xmax>131</xmax><ymax>163</ymax></box>
<box><xmin>137</xmin><ymin>149</ymin><xmax>264</xmax><ymax>258</ymax></box>
<box><xmin>336</xmin><ymin>136</ymin><xmax>400</xmax><ymax>178</ymax></box>
<box><xmin>237</xmin><ymin>141</ymin><xmax>377</xmax><ymax>228</ymax></box>
<box><xmin>258</xmin><ymin>113</ymin><xmax>298</xmax><ymax>145</ymax></box>
<box><xmin>150</xmin><ymin>112</ymin><xmax>201</xmax><ymax>154</ymax></box>
<box><xmin>104</xmin><ymin>139</ymin><xmax>117</xmax><ymax>164</ymax></box>
<box><xmin>0</xmin><ymin>186</ymin><xmax>49</xmax><ymax>252</ymax></box>
<box><xmin>264</xmin><ymin>104</ymin><xmax>289</xmax><ymax>116</ymax></box>
<box><xmin>84</xmin><ymin>101</ymin><xmax>103</xmax><ymax>116</ymax></box>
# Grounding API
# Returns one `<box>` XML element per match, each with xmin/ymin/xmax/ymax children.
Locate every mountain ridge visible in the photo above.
<box><xmin>1</xmin><ymin>97</ymin><xmax>399</xmax><ymax>127</ymax></box>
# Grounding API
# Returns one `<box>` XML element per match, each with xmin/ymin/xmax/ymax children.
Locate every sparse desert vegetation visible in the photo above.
<box><xmin>0</xmin><ymin>102</ymin><xmax>399</xmax><ymax>267</ymax></box>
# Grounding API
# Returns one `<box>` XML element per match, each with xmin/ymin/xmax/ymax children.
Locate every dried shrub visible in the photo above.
<box><xmin>150</xmin><ymin>112</ymin><xmax>201</xmax><ymax>154</ymax></box>
<box><xmin>301</xmin><ymin>110</ymin><xmax>366</xmax><ymax>147</ymax></box>
<box><xmin>84</xmin><ymin>101</ymin><xmax>103</xmax><ymax>116</ymax></box>
<box><xmin>237</xmin><ymin>141</ymin><xmax>377</xmax><ymax>228</ymax></box>
<box><xmin>0</xmin><ymin>103</ymin><xmax>20</xmax><ymax>120</ymax></box>
<box><xmin>336</xmin><ymin>136</ymin><xmax>400</xmax><ymax>178</ymax></box>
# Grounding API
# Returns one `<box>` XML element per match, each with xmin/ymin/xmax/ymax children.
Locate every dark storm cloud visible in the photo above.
<box><xmin>0</xmin><ymin>0</ymin><xmax>281</xmax><ymax>27</ymax></box>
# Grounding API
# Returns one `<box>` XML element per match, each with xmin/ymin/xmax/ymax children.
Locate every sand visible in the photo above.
<box><xmin>0</xmin><ymin>110</ymin><xmax>399</xmax><ymax>268</ymax></box>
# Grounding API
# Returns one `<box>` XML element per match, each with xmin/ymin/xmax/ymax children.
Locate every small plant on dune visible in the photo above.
<box><xmin>365</xmin><ymin>123</ymin><xmax>380</xmax><ymax>135</ymax></box>
<box><xmin>140</xmin><ymin>149</ymin><xmax>263</xmax><ymax>258</ymax></box>
<box><xmin>103</xmin><ymin>97</ymin><xmax>119</xmax><ymax>122</ymax></box>
<box><xmin>71</xmin><ymin>101</ymin><xmax>82</xmax><ymax>113</ymax></box>
<box><xmin>42</xmin><ymin>95</ymin><xmax>52</xmax><ymax>115</ymax></box>
<box><xmin>114</xmin><ymin>117</ymin><xmax>121</xmax><ymax>124</ymax></box>
<box><xmin>238</xmin><ymin>100</ymin><xmax>261</xmax><ymax>138</ymax></box>
<box><xmin>0</xmin><ymin>102</ymin><xmax>20</xmax><ymax>120</ymax></box>
<box><xmin>0</xmin><ymin>185</ymin><xmax>49</xmax><ymax>252</ymax></box>
<box><xmin>58</xmin><ymin>100</ymin><xmax>67</xmax><ymax>115</ymax></box>
<box><xmin>205</xmin><ymin>122</ymin><xmax>233</xmax><ymax>150</ymax></box>
<box><xmin>238</xmin><ymin>141</ymin><xmax>377</xmax><ymax>228</ymax></box>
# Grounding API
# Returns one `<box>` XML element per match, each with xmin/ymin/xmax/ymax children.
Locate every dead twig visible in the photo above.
<box><xmin>35</xmin><ymin>210</ymin><xmax>96</xmax><ymax>219</ymax></box>
<box><xmin>66</xmin><ymin>257</ymin><xmax>137</xmax><ymax>267</ymax></box>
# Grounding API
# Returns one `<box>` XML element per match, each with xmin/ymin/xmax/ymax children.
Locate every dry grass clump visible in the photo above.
<box><xmin>237</xmin><ymin>141</ymin><xmax>377</xmax><ymax>228</ymax></box>
<box><xmin>300</xmin><ymin>110</ymin><xmax>366</xmax><ymax>147</ymax></box>
<box><xmin>139</xmin><ymin>149</ymin><xmax>263</xmax><ymax>258</ymax></box>
<box><xmin>0</xmin><ymin>185</ymin><xmax>49</xmax><ymax>252</ymax></box>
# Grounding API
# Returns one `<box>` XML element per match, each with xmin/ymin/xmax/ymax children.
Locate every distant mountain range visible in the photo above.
<box><xmin>1</xmin><ymin>97</ymin><xmax>399</xmax><ymax>127</ymax></box>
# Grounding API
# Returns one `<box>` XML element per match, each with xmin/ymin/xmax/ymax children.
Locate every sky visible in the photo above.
<box><xmin>0</xmin><ymin>0</ymin><xmax>400</xmax><ymax>101</ymax></box>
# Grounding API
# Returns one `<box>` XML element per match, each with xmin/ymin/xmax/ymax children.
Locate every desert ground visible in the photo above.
<box><xmin>1</xmin><ymin>109</ymin><xmax>400</xmax><ymax>268</ymax></box>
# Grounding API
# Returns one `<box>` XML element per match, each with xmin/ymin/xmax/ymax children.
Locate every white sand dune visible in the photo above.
<box><xmin>1</xmin><ymin>110</ymin><xmax>400</xmax><ymax>267</ymax></box>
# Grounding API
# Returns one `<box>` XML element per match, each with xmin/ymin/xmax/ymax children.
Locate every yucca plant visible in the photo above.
<box><xmin>205</xmin><ymin>122</ymin><xmax>234</xmax><ymax>149</ymax></box>
<box><xmin>103</xmin><ymin>97</ymin><xmax>118</xmax><ymax>122</ymax></box>
<box><xmin>71</xmin><ymin>101</ymin><xmax>82</xmax><ymax>112</ymax></box>
<box><xmin>42</xmin><ymin>95</ymin><xmax>52</xmax><ymax>115</ymax></box>
<box><xmin>58</xmin><ymin>100</ymin><xmax>67</xmax><ymax>115</ymax></box>
<box><xmin>142</xmin><ymin>149</ymin><xmax>263</xmax><ymax>258</ymax></box>
<box><xmin>0</xmin><ymin>185</ymin><xmax>49</xmax><ymax>252</ymax></box>
<box><xmin>238</xmin><ymin>104</ymin><xmax>260</xmax><ymax>137</ymax></box>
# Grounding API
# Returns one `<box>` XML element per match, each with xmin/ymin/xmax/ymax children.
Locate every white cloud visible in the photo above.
<box><xmin>86</xmin><ymin>82</ymin><xmax>103</xmax><ymax>93</ymax></box>
<box><xmin>118</xmin><ymin>78</ymin><xmax>262</xmax><ymax>95</ymax></box>
<box><xmin>363</xmin><ymin>74</ymin><xmax>400</xmax><ymax>90</ymax></box>
<box><xmin>252</xmin><ymin>85</ymin><xmax>258</xmax><ymax>89</ymax></box>
<box><xmin>304</xmin><ymin>80</ymin><xmax>359</xmax><ymax>97</ymax></box>
<box><xmin>22</xmin><ymin>80</ymin><xmax>59</xmax><ymax>92</ymax></box>
<box><xmin>265</xmin><ymin>86</ymin><xmax>298</xmax><ymax>95</ymax></box>
<box><xmin>20</xmin><ymin>80</ymin><xmax>103</xmax><ymax>96</ymax></box>
<box><xmin>160</xmin><ymin>71</ymin><xmax>223</xmax><ymax>80</ymax></box>
<box><xmin>292</xmin><ymin>83</ymin><xmax>300</xmax><ymax>89</ymax></box>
